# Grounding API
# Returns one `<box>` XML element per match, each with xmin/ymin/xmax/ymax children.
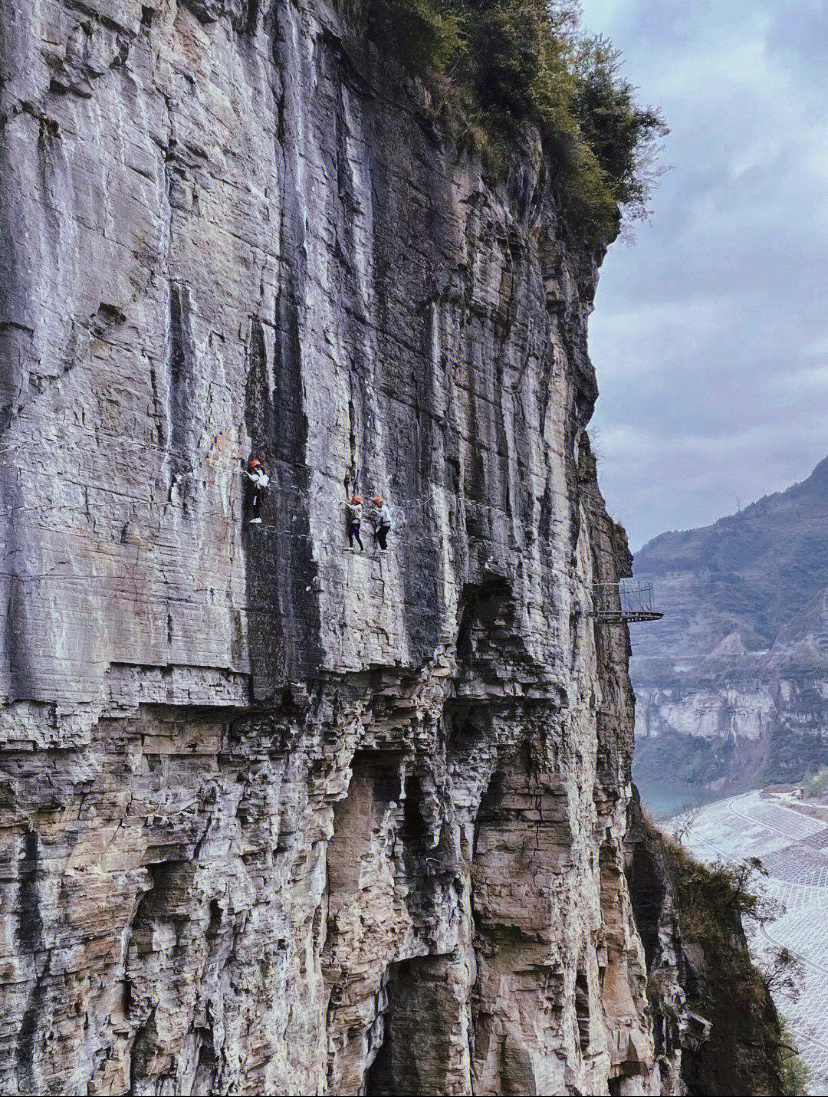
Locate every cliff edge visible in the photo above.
<box><xmin>0</xmin><ymin>1</ymin><xmax>784</xmax><ymax>1094</ymax></box>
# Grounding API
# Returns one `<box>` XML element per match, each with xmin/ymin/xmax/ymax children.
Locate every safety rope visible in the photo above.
<box><xmin>0</xmin><ymin>454</ymin><xmax>565</xmax><ymax>540</ymax></box>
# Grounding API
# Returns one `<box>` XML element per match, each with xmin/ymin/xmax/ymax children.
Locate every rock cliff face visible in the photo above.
<box><xmin>632</xmin><ymin>458</ymin><xmax>828</xmax><ymax>798</ymax></box>
<box><xmin>0</xmin><ymin>2</ymin><xmax>751</xmax><ymax>1095</ymax></box>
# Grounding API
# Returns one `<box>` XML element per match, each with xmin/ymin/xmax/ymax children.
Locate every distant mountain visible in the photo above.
<box><xmin>631</xmin><ymin>457</ymin><xmax>828</xmax><ymax>806</ymax></box>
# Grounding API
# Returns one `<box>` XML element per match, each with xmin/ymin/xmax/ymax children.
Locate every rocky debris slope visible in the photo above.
<box><xmin>632</xmin><ymin>457</ymin><xmax>828</xmax><ymax>795</ymax></box>
<box><xmin>0</xmin><ymin>1</ymin><xmax>779</xmax><ymax>1094</ymax></box>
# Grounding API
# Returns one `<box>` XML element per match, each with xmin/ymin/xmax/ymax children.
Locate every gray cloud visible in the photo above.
<box><xmin>770</xmin><ymin>1</ymin><xmax>828</xmax><ymax>68</ymax></box>
<box><xmin>580</xmin><ymin>0</ymin><xmax>828</xmax><ymax>549</ymax></box>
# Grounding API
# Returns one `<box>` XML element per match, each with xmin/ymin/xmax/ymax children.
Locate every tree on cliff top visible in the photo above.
<box><xmin>351</xmin><ymin>0</ymin><xmax>666</xmax><ymax>246</ymax></box>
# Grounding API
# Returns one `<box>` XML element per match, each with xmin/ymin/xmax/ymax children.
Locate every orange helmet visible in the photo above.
<box><xmin>372</xmin><ymin>495</ymin><xmax>383</xmax><ymax>506</ymax></box>
<box><xmin>248</xmin><ymin>458</ymin><xmax>261</xmax><ymax>470</ymax></box>
<box><xmin>351</xmin><ymin>494</ymin><xmax>363</xmax><ymax>504</ymax></box>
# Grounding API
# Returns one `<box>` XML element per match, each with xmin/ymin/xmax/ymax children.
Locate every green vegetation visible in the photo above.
<box><xmin>628</xmin><ymin>800</ymin><xmax>795</xmax><ymax>1092</ymax></box>
<box><xmin>668</xmin><ymin>846</ymin><xmax>772</xmax><ymax>959</ymax></box>
<box><xmin>805</xmin><ymin>765</ymin><xmax>828</xmax><ymax>798</ymax></box>
<box><xmin>637</xmin><ymin>723</ymin><xmax>828</xmax><ymax>795</ymax></box>
<box><xmin>348</xmin><ymin>0</ymin><xmax>666</xmax><ymax>246</ymax></box>
<box><xmin>779</xmin><ymin>1020</ymin><xmax>810</xmax><ymax>1097</ymax></box>
<box><xmin>635</xmin><ymin>728</ymin><xmax>738</xmax><ymax>790</ymax></box>
<box><xmin>658</xmin><ymin>832</ymin><xmax>791</xmax><ymax>1094</ymax></box>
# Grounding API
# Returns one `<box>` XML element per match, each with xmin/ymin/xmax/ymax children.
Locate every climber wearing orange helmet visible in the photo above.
<box><xmin>345</xmin><ymin>493</ymin><xmax>364</xmax><ymax>550</ymax></box>
<box><xmin>245</xmin><ymin>457</ymin><xmax>269</xmax><ymax>525</ymax></box>
<box><xmin>371</xmin><ymin>495</ymin><xmax>392</xmax><ymax>551</ymax></box>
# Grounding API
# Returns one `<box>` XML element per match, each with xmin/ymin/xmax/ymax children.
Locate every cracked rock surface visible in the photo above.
<box><xmin>1</xmin><ymin>2</ymin><xmax>683</xmax><ymax>1094</ymax></box>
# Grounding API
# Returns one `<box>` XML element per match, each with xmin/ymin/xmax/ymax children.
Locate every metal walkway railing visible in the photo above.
<box><xmin>591</xmin><ymin>580</ymin><xmax>663</xmax><ymax>624</ymax></box>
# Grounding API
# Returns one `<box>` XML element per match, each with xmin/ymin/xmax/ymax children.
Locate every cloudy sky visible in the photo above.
<box><xmin>578</xmin><ymin>0</ymin><xmax>828</xmax><ymax>550</ymax></box>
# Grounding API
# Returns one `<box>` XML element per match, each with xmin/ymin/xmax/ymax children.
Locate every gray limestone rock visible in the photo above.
<box><xmin>633</xmin><ymin>456</ymin><xmax>828</xmax><ymax>796</ymax></box>
<box><xmin>0</xmin><ymin>1</ymin><xmax>720</xmax><ymax>1094</ymax></box>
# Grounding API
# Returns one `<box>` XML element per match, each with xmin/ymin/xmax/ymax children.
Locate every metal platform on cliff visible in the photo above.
<box><xmin>591</xmin><ymin>580</ymin><xmax>663</xmax><ymax>624</ymax></box>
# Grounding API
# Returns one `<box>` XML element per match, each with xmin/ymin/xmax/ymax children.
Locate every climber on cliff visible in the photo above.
<box><xmin>245</xmin><ymin>457</ymin><xmax>269</xmax><ymax>525</ymax></box>
<box><xmin>345</xmin><ymin>493</ymin><xmax>364</xmax><ymax>550</ymax></box>
<box><xmin>371</xmin><ymin>495</ymin><xmax>392</xmax><ymax>551</ymax></box>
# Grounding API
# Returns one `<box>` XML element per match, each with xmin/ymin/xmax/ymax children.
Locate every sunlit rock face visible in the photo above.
<box><xmin>632</xmin><ymin>459</ymin><xmax>828</xmax><ymax>796</ymax></box>
<box><xmin>0</xmin><ymin>2</ymin><xmax>667</xmax><ymax>1093</ymax></box>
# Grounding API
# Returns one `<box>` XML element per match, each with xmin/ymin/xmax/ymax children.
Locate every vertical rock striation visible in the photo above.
<box><xmin>0</xmin><ymin>2</ymin><xmax>755</xmax><ymax>1094</ymax></box>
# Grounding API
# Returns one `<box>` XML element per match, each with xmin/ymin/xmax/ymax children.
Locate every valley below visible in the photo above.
<box><xmin>632</xmin><ymin>455</ymin><xmax>828</xmax><ymax>801</ymax></box>
<box><xmin>681</xmin><ymin>788</ymin><xmax>828</xmax><ymax>1092</ymax></box>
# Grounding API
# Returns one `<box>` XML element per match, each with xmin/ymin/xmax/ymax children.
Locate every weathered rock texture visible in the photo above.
<box><xmin>626</xmin><ymin>796</ymin><xmax>786</xmax><ymax>1097</ymax></box>
<box><xmin>633</xmin><ymin>457</ymin><xmax>828</xmax><ymax>796</ymax></box>
<box><xmin>0</xmin><ymin>2</ymin><xmax>761</xmax><ymax>1095</ymax></box>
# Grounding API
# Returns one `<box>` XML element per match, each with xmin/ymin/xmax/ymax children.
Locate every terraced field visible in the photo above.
<box><xmin>683</xmin><ymin>789</ymin><xmax>828</xmax><ymax>1091</ymax></box>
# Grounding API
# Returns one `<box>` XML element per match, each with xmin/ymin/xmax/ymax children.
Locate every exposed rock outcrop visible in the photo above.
<box><xmin>626</xmin><ymin>797</ymin><xmax>787</xmax><ymax>1097</ymax></box>
<box><xmin>0</xmin><ymin>1</ymin><xmax>781</xmax><ymax>1094</ymax></box>
<box><xmin>632</xmin><ymin>457</ymin><xmax>828</xmax><ymax>798</ymax></box>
